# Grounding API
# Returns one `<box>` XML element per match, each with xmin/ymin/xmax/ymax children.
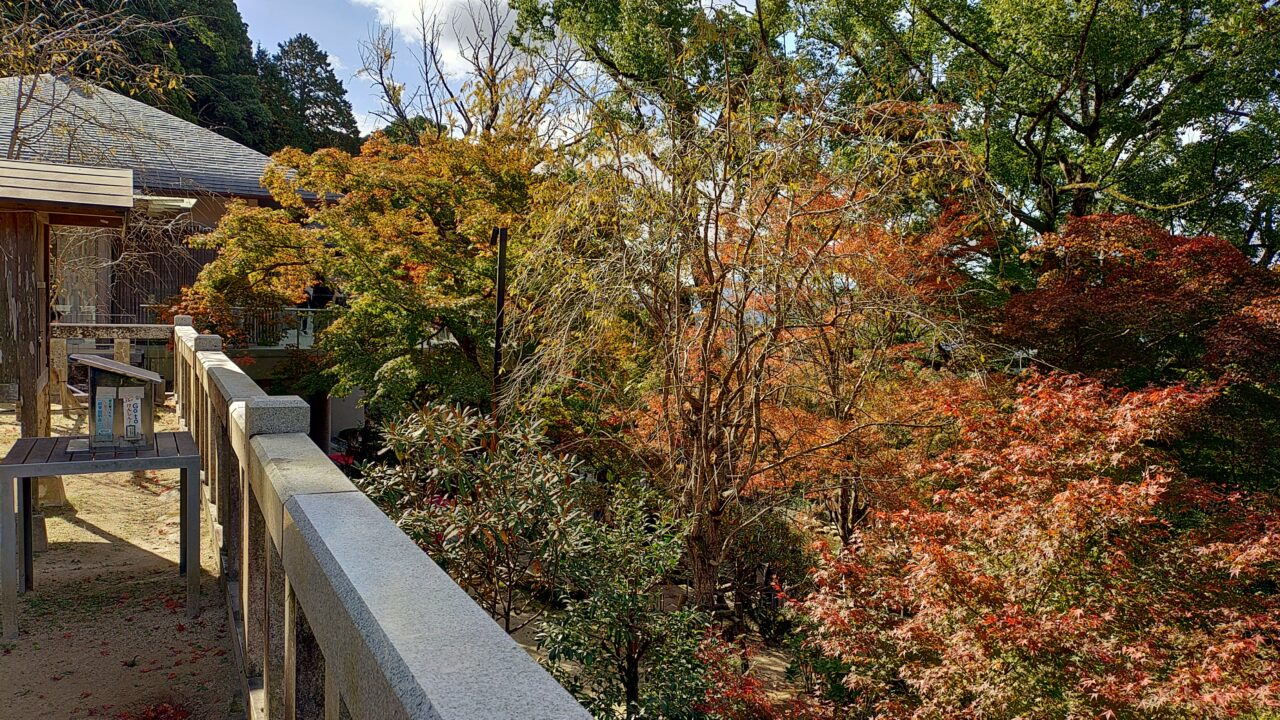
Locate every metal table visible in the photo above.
<box><xmin>1</xmin><ymin>431</ymin><xmax>200</xmax><ymax>638</ymax></box>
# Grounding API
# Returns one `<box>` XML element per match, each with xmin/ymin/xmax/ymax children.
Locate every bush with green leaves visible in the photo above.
<box><xmin>358</xmin><ymin>405</ymin><xmax>584</xmax><ymax>632</ymax></box>
<box><xmin>539</xmin><ymin>484</ymin><xmax>709</xmax><ymax>719</ymax></box>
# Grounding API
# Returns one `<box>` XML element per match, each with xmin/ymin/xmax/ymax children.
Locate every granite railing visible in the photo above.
<box><xmin>171</xmin><ymin>316</ymin><xmax>589</xmax><ymax>720</ymax></box>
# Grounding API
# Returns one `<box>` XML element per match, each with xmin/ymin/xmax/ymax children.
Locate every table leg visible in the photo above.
<box><xmin>20</xmin><ymin>478</ymin><xmax>32</xmax><ymax>593</ymax></box>
<box><xmin>183</xmin><ymin>462</ymin><xmax>200</xmax><ymax>618</ymax></box>
<box><xmin>2</xmin><ymin>474</ymin><xmax>17</xmax><ymax>639</ymax></box>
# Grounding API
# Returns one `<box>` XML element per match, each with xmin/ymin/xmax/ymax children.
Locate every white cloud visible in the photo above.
<box><xmin>356</xmin><ymin>111</ymin><xmax>385</xmax><ymax>135</ymax></box>
<box><xmin>328</xmin><ymin>54</ymin><xmax>347</xmax><ymax>71</ymax></box>
<box><xmin>350</xmin><ymin>0</ymin><xmax>443</xmax><ymax>36</ymax></box>
<box><xmin>348</xmin><ymin>0</ymin><xmax>500</xmax><ymax>76</ymax></box>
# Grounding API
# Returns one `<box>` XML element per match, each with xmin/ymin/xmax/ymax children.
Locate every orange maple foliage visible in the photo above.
<box><xmin>793</xmin><ymin>372</ymin><xmax>1280</xmax><ymax>718</ymax></box>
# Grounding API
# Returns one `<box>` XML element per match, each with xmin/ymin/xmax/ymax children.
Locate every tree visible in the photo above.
<box><xmin>188</xmin><ymin>128</ymin><xmax>541</xmax><ymax>411</ymax></box>
<box><xmin>358</xmin><ymin>0</ymin><xmax>575</xmax><ymax>143</ymax></box>
<box><xmin>358</xmin><ymin>405</ymin><xmax>585</xmax><ymax>632</ymax></box>
<box><xmin>510</xmin><ymin>0</ymin><xmax>990</xmax><ymax>612</ymax></box>
<box><xmin>94</xmin><ymin>0</ymin><xmax>273</xmax><ymax>152</ymax></box>
<box><xmin>993</xmin><ymin>214</ymin><xmax>1279</xmax><ymax>384</ymax></box>
<box><xmin>1</xmin><ymin>0</ymin><xmax>181</xmax><ymax>159</ymax></box>
<box><xmin>538</xmin><ymin>483</ymin><xmax>708</xmax><ymax>720</ymax></box>
<box><xmin>260</xmin><ymin>34</ymin><xmax>360</xmax><ymax>153</ymax></box>
<box><xmin>793</xmin><ymin>372</ymin><xmax>1280</xmax><ymax>718</ymax></box>
<box><xmin>806</xmin><ymin>0</ymin><xmax>1280</xmax><ymax>260</ymax></box>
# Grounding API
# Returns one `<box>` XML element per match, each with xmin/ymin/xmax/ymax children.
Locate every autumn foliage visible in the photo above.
<box><xmin>994</xmin><ymin>215</ymin><xmax>1280</xmax><ymax>383</ymax></box>
<box><xmin>793</xmin><ymin>372</ymin><xmax>1280</xmax><ymax>718</ymax></box>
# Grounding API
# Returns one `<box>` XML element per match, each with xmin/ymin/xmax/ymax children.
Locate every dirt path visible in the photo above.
<box><xmin>1</xmin><ymin>405</ymin><xmax>242</xmax><ymax>719</ymax></box>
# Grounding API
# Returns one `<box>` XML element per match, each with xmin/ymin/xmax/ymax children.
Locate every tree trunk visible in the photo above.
<box><xmin>623</xmin><ymin>651</ymin><xmax>641</xmax><ymax>719</ymax></box>
<box><xmin>688</xmin><ymin>517</ymin><xmax>724</xmax><ymax>611</ymax></box>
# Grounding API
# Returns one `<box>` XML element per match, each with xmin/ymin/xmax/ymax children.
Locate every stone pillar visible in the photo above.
<box><xmin>267</xmin><ymin>532</ymin><xmax>286</xmax><ymax>720</ymax></box>
<box><xmin>113</xmin><ymin>338</ymin><xmax>130</xmax><ymax>364</ymax></box>
<box><xmin>237</xmin><ymin>395</ymin><xmax>309</xmax><ymax>715</ymax></box>
<box><xmin>172</xmin><ymin>316</ymin><xmax>193</xmax><ymax>422</ymax></box>
<box><xmin>244</xmin><ymin>482</ymin><xmax>267</xmax><ymax>680</ymax></box>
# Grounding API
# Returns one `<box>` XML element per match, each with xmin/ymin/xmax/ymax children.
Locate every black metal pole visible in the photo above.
<box><xmin>492</xmin><ymin>227</ymin><xmax>508</xmax><ymax>423</ymax></box>
<box><xmin>21</xmin><ymin>477</ymin><xmax>32</xmax><ymax>591</ymax></box>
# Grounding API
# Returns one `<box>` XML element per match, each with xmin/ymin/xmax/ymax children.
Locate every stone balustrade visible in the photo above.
<box><xmin>171</xmin><ymin>317</ymin><xmax>590</xmax><ymax>720</ymax></box>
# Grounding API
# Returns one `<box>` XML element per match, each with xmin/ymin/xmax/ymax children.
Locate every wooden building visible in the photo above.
<box><xmin>0</xmin><ymin>75</ymin><xmax>275</xmax><ymax>323</ymax></box>
<box><xmin>0</xmin><ymin>159</ymin><xmax>133</xmax><ymax>437</ymax></box>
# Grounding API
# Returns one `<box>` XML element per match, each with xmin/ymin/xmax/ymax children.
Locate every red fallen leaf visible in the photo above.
<box><xmin>166</xmin><ymin>672</ymin><xmax>178</xmax><ymax>680</ymax></box>
<box><xmin>80</xmin><ymin>691</ymin><xmax>93</xmax><ymax>699</ymax></box>
<box><xmin>62</xmin><ymin>632</ymin><xmax>73</xmax><ymax>639</ymax></box>
<box><xmin>49</xmin><ymin>675</ymin><xmax>62</xmax><ymax>681</ymax></box>
<box><xmin>100</xmin><ymin>649</ymin><xmax>110</xmax><ymax>656</ymax></box>
<box><xmin>175</xmin><ymin>623</ymin><xmax>185</xmax><ymax>632</ymax></box>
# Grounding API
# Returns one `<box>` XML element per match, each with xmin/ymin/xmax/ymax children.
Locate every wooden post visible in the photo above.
<box><xmin>1</xmin><ymin>474</ymin><xmax>16</xmax><ymax>639</ymax></box>
<box><xmin>492</xmin><ymin>226</ymin><xmax>508</xmax><ymax>425</ymax></box>
<box><xmin>50</xmin><ymin>337</ymin><xmax>69</xmax><ymax>416</ymax></box>
<box><xmin>0</xmin><ymin>212</ymin><xmax>42</xmax><ymax>437</ymax></box>
<box><xmin>42</xmin><ymin>335</ymin><xmax>70</xmax><ymax>508</ymax></box>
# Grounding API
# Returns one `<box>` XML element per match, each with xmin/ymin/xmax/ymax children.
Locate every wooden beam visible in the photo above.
<box><xmin>46</xmin><ymin>212</ymin><xmax>124</xmax><ymax>229</ymax></box>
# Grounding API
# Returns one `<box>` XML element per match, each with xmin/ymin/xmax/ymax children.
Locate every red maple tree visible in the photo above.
<box><xmin>995</xmin><ymin>214</ymin><xmax>1278</xmax><ymax>384</ymax></box>
<box><xmin>793</xmin><ymin>372</ymin><xmax>1280</xmax><ymax>718</ymax></box>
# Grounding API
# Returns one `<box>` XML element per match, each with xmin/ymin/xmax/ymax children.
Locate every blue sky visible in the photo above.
<box><xmin>239</xmin><ymin>0</ymin><xmax>435</xmax><ymax>134</ymax></box>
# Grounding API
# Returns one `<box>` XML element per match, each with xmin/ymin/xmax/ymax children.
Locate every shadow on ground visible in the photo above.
<box><xmin>1</xmin><ymin>405</ymin><xmax>242</xmax><ymax>719</ymax></box>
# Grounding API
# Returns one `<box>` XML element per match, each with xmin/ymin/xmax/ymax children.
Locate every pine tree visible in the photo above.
<box><xmin>266</xmin><ymin>34</ymin><xmax>361</xmax><ymax>154</ymax></box>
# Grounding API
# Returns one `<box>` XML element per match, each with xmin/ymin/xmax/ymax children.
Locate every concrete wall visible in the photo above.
<box><xmin>172</xmin><ymin>318</ymin><xmax>588</xmax><ymax>720</ymax></box>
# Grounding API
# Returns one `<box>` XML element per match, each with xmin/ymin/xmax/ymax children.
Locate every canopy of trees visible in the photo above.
<box><xmin>9</xmin><ymin>1</ymin><xmax>363</xmax><ymax>154</ymax></box>
<box><xmin>173</xmin><ymin>0</ymin><xmax>1280</xmax><ymax>717</ymax></box>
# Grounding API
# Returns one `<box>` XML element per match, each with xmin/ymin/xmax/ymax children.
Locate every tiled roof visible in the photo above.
<box><xmin>0</xmin><ymin>75</ymin><xmax>272</xmax><ymax>199</ymax></box>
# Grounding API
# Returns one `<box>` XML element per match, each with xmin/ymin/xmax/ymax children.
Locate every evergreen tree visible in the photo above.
<box><xmin>255</xmin><ymin>46</ymin><xmax>304</xmax><ymax>154</ymax></box>
<box><xmin>265</xmin><ymin>34</ymin><xmax>361</xmax><ymax>154</ymax></box>
<box><xmin>98</xmin><ymin>0</ymin><xmax>273</xmax><ymax>152</ymax></box>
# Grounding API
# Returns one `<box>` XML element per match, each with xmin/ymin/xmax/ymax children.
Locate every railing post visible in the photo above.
<box><xmin>208</xmin><ymin>367</ymin><xmax>266</xmax><ymax>582</ymax></box>
<box><xmin>239</xmin><ymin>396</ymin><xmax>310</xmax><ymax>719</ymax></box>
<box><xmin>173</xmin><ymin>316</ymin><xmax>192</xmax><ymax>421</ymax></box>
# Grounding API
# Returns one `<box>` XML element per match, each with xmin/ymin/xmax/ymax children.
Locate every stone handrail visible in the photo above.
<box><xmin>171</xmin><ymin>317</ymin><xmax>589</xmax><ymax>720</ymax></box>
<box><xmin>51</xmin><ymin>322</ymin><xmax>173</xmax><ymax>340</ymax></box>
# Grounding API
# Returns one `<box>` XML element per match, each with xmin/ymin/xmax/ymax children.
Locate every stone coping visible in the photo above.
<box><xmin>52</xmin><ymin>323</ymin><xmax>173</xmax><ymax>340</ymax></box>
<box><xmin>176</xmin><ymin>323</ymin><xmax>590</xmax><ymax>719</ymax></box>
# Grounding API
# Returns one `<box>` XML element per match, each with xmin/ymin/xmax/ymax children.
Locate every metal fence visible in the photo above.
<box><xmin>140</xmin><ymin>305</ymin><xmax>334</xmax><ymax>349</ymax></box>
